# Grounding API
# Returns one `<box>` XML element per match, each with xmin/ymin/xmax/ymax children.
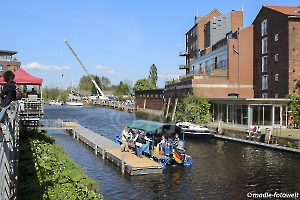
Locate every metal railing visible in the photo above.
<box><xmin>0</xmin><ymin>101</ymin><xmax>19</xmax><ymax>200</ymax></box>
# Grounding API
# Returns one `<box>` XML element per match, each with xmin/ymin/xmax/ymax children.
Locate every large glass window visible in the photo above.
<box><xmin>262</xmin><ymin>56</ymin><xmax>268</xmax><ymax>72</ymax></box>
<box><xmin>262</xmin><ymin>75</ymin><xmax>268</xmax><ymax>90</ymax></box>
<box><xmin>262</xmin><ymin>38</ymin><xmax>268</xmax><ymax>54</ymax></box>
<box><xmin>263</xmin><ymin>105</ymin><xmax>272</xmax><ymax>125</ymax></box>
<box><xmin>261</xmin><ymin>19</ymin><xmax>267</xmax><ymax>36</ymax></box>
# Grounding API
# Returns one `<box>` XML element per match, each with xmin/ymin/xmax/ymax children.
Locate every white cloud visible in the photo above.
<box><xmin>22</xmin><ymin>62</ymin><xmax>70</xmax><ymax>70</ymax></box>
<box><xmin>95</xmin><ymin>65</ymin><xmax>116</xmax><ymax>74</ymax></box>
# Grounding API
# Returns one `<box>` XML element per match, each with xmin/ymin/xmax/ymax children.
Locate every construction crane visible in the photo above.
<box><xmin>63</xmin><ymin>39</ymin><xmax>105</xmax><ymax>100</ymax></box>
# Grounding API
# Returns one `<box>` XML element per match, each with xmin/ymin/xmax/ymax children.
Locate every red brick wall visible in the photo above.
<box><xmin>288</xmin><ymin>19</ymin><xmax>300</xmax><ymax>94</ymax></box>
<box><xmin>135</xmin><ymin>98</ymin><xmax>163</xmax><ymax>110</ymax></box>
<box><xmin>231</xmin><ymin>11</ymin><xmax>243</xmax><ymax>31</ymax></box>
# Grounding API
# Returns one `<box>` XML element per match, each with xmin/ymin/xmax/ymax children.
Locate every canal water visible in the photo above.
<box><xmin>43</xmin><ymin>105</ymin><xmax>300</xmax><ymax>200</ymax></box>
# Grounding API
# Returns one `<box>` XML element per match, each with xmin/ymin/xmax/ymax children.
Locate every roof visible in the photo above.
<box><xmin>0</xmin><ymin>50</ymin><xmax>18</xmax><ymax>56</ymax></box>
<box><xmin>207</xmin><ymin>98</ymin><xmax>291</xmax><ymax>105</ymax></box>
<box><xmin>0</xmin><ymin>68</ymin><xmax>43</xmax><ymax>85</ymax></box>
<box><xmin>264</xmin><ymin>5</ymin><xmax>300</xmax><ymax>16</ymax></box>
<box><xmin>128</xmin><ymin>120</ymin><xmax>166</xmax><ymax>133</ymax></box>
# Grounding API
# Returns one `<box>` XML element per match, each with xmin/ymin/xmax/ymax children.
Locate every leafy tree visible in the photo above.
<box><xmin>99</xmin><ymin>76</ymin><xmax>111</xmax><ymax>90</ymax></box>
<box><xmin>148</xmin><ymin>64</ymin><xmax>158</xmax><ymax>87</ymax></box>
<box><xmin>286</xmin><ymin>94</ymin><xmax>300</xmax><ymax>125</ymax></box>
<box><xmin>176</xmin><ymin>94</ymin><xmax>211</xmax><ymax>124</ymax></box>
<box><xmin>133</xmin><ymin>78</ymin><xmax>156</xmax><ymax>91</ymax></box>
<box><xmin>79</xmin><ymin>75</ymin><xmax>93</xmax><ymax>91</ymax></box>
<box><xmin>113</xmin><ymin>81</ymin><xmax>130</xmax><ymax>96</ymax></box>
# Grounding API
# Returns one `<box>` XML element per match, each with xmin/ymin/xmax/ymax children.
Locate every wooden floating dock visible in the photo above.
<box><xmin>39</xmin><ymin>120</ymin><xmax>163</xmax><ymax>175</ymax></box>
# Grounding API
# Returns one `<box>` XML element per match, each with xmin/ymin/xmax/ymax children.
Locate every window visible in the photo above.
<box><xmin>262</xmin><ymin>93</ymin><xmax>268</xmax><ymax>98</ymax></box>
<box><xmin>186</xmin><ymin>34</ymin><xmax>188</xmax><ymax>42</ymax></box>
<box><xmin>275</xmin><ymin>74</ymin><xmax>278</xmax><ymax>82</ymax></box>
<box><xmin>192</xmin><ymin>66</ymin><xmax>195</xmax><ymax>74</ymax></box>
<box><xmin>275</xmin><ymin>93</ymin><xmax>279</xmax><ymax>98</ymax></box>
<box><xmin>275</xmin><ymin>54</ymin><xmax>279</xmax><ymax>62</ymax></box>
<box><xmin>275</xmin><ymin>34</ymin><xmax>278</xmax><ymax>41</ymax></box>
<box><xmin>262</xmin><ymin>38</ymin><xmax>268</xmax><ymax>54</ymax></box>
<box><xmin>261</xmin><ymin>19</ymin><xmax>267</xmax><ymax>36</ymax></box>
<box><xmin>262</xmin><ymin>56</ymin><xmax>268</xmax><ymax>72</ymax></box>
<box><xmin>262</xmin><ymin>75</ymin><xmax>268</xmax><ymax>90</ymax></box>
<box><xmin>6</xmin><ymin>65</ymin><xmax>10</xmax><ymax>71</ymax></box>
<box><xmin>0</xmin><ymin>65</ymin><xmax>2</xmax><ymax>72</ymax></box>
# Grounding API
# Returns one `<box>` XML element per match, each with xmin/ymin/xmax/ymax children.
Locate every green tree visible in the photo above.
<box><xmin>176</xmin><ymin>94</ymin><xmax>211</xmax><ymax>124</ymax></box>
<box><xmin>133</xmin><ymin>78</ymin><xmax>156</xmax><ymax>91</ymax></box>
<box><xmin>286</xmin><ymin>94</ymin><xmax>300</xmax><ymax>125</ymax></box>
<box><xmin>99</xmin><ymin>76</ymin><xmax>111</xmax><ymax>90</ymax></box>
<box><xmin>79</xmin><ymin>75</ymin><xmax>93</xmax><ymax>91</ymax></box>
<box><xmin>148</xmin><ymin>64</ymin><xmax>158</xmax><ymax>87</ymax></box>
<box><xmin>113</xmin><ymin>81</ymin><xmax>130</xmax><ymax>96</ymax></box>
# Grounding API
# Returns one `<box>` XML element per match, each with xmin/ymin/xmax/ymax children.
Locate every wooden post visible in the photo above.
<box><xmin>143</xmin><ymin>99</ymin><xmax>146</xmax><ymax>109</ymax></box>
<box><xmin>161</xmin><ymin>98</ymin><xmax>166</xmax><ymax>121</ymax></box>
<box><xmin>165</xmin><ymin>98</ymin><xmax>171</xmax><ymax>122</ymax></box>
<box><xmin>94</xmin><ymin>140</ymin><xmax>97</xmax><ymax>155</ymax></box>
<box><xmin>171</xmin><ymin>98</ymin><xmax>178</xmax><ymax>123</ymax></box>
<box><xmin>73</xmin><ymin>130</ymin><xmax>76</xmax><ymax>138</ymax></box>
<box><xmin>102</xmin><ymin>143</ymin><xmax>105</xmax><ymax>159</ymax></box>
<box><xmin>121</xmin><ymin>155</ymin><xmax>125</xmax><ymax>174</ymax></box>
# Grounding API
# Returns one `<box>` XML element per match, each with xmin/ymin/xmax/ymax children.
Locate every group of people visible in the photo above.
<box><xmin>246</xmin><ymin>124</ymin><xmax>261</xmax><ymax>140</ymax></box>
<box><xmin>120</xmin><ymin>127</ymin><xmax>151</xmax><ymax>158</ymax></box>
<box><xmin>120</xmin><ymin>126</ymin><xmax>183</xmax><ymax>158</ymax></box>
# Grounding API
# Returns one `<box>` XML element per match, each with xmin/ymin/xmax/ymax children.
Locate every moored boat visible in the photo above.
<box><xmin>114</xmin><ymin>120</ymin><xmax>192</xmax><ymax>167</ymax></box>
<box><xmin>176</xmin><ymin>122</ymin><xmax>215</xmax><ymax>139</ymax></box>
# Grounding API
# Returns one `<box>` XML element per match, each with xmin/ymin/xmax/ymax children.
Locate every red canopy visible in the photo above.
<box><xmin>0</xmin><ymin>68</ymin><xmax>43</xmax><ymax>85</ymax></box>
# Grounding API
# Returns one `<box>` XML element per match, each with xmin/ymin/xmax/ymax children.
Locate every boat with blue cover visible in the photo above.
<box><xmin>114</xmin><ymin>120</ymin><xmax>192</xmax><ymax>167</ymax></box>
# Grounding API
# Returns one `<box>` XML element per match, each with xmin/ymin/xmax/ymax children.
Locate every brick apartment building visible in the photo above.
<box><xmin>0</xmin><ymin>50</ymin><xmax>21</xmax><ymax>76</ymax></box>
<box><xmin>166</xmin><ymin>9</ymin><xmax>253</xmax><ymax>100</ymax></box>
<box><xmin>253</xmin><ymin>5</ymin><xmax>300</xmax><ymax>98</ymax></box>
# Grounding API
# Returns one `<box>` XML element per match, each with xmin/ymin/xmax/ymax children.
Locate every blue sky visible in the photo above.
<box><xmin>1</xmin><ymin>1</ymin><xmax>299</xmax><ymax>89</ymax></box>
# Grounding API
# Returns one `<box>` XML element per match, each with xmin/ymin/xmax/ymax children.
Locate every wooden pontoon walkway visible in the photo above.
<box><xmin>38</xmin><ymin>120</ymin><xmax>163</xmax><ymax>175</ymax></box>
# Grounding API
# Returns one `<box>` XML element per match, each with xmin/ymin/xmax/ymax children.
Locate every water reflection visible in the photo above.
<box><xmin>44</xmin><ymin>105</ymin><xmax>300</xmax><ymax>199</ymax></box>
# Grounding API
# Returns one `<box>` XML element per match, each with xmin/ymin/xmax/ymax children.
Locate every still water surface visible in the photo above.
<box><xmin>43</xmin><ymin>105</ymin><xmax>300</xmax><ymax>200</ymax></box>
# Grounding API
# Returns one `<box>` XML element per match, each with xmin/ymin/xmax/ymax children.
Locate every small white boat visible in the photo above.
<box><xmin>176</xmin><ymin>122</ymin><xmax>214</xmax><ymax>139</ymax></box>
<box><xmin>49</xmin><ymin>100</ymin><xmax>64</xmax><ymax>105</ymax></box>
<box><xmin>65</xmin><ymin>101</ymin><xmax>83</xmax><ymax>106</ymax></box>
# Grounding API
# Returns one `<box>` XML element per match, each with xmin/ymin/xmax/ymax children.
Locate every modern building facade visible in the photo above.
<box><xmin>167</xmin><ymin>9</ymin><xmax>253</xmax><ymax>100</ymax></box>
<box><xmin>164</xmin><ymin>5</ymin><xmax>300</xmax><ymax>129</ymax></box>
<box><xmin>0</xmin><ymin>50</ymin><xmax>21</xmax><ymax>76</ymax></box>
<box><xmin>253</xmin><ymin>6</ymin><xmax>300</xmax><ymax>98</ymax></box>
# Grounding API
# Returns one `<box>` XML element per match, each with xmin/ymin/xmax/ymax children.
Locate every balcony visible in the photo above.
<box><xmin>179</xmin><ymin>51</ymin><xmax>189</xmax><ymax>56</ymax></box>
<box><xmin>179</xmin><ymin>64</ymin><xmax>189</xmax><ymax>69</ymax></box>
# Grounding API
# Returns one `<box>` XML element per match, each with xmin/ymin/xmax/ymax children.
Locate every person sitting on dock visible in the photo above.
<box><xmin>121</xmin><ymin>127</ymin><xmax>129</xmax><ymax>152</ymax></box>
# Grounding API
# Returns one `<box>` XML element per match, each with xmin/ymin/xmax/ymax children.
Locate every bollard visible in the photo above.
<box><xmin>121</xmin><ymin>155</ymin><xmax>124</xmax><ymax>174</ymax></box>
